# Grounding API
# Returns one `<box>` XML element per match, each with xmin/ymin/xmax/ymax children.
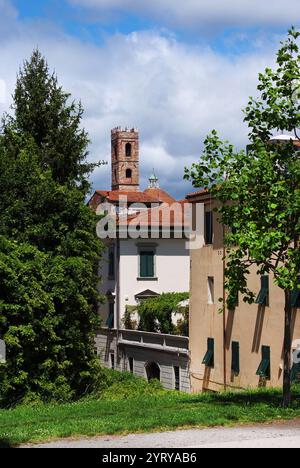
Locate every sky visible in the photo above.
<box><xmin>0</xmin><ymin>1</ymin><xmax>298</xmax><ymax>199</ymax></box>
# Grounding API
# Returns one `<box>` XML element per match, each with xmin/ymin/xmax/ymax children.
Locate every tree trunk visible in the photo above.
<box><xmin>282</xmin><ymin>289</ymin><xmax>292</xmax><ymax>408</ymax></box>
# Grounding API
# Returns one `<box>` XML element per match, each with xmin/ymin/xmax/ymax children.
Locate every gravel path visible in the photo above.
<box><xmin>23</xmin><ymin>420</ymin><xmax>300</xmax><ymax>448</ymax></box>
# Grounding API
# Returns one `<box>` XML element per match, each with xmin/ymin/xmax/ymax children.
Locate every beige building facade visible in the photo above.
<box><xmin>188</xmin><ymin>190</ymin><xmax>300</xmax><ymax>393</ymax></box>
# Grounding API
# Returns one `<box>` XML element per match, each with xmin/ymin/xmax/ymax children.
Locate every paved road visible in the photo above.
<box><xmin>23</xmin><ymin>421</ymin><xmax>300</xmax><ymax>448</ymax></box>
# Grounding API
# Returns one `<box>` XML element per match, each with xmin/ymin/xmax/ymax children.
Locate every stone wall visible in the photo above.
<box><xmin>95</xmin><ymin>328</ymin><xmax>190</xmax><ymax>393</ymax></box>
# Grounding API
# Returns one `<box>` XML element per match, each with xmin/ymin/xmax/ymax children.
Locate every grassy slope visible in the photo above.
<box><xmin>1</xmin><ymin>371</ymin><xmax>300</xmax><ymax>447</ymax></box>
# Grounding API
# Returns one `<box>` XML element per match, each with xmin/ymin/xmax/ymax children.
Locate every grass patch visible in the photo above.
<box><xmin>1</xmin><ymin>371</ymin><xmax>300</xmax><ymax>447</ymax></box>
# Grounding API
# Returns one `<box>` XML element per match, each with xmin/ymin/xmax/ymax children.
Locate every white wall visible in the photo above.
<box><xmin>119</xmin><ymin>238</ymin><xmax>190</xmax><ymax>322</ymax></box>
<box><xmin>99</xmin><ymin>237</ymin><xmax>190</xmax><ymax>328</ymax></box>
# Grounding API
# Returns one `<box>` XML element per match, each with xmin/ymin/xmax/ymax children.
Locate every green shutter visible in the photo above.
<box><xmin>256</xmin><ymin>346</ymin><xmax>270</xmax><ymax>379</ymax></box>
<box><xmin>232</xmin><ymin>341</ymin><xmax>240</xmax><ymax>374</ymax></box>
<box><xmin>140</xmin><ymin>252</ymin><xmax>147</xmax><ymax>277</ymax></box>
<box><xmin>202</xmin><ymin>338</ymin><xmax>214</xmax><ymax>367</ymax></box>
<box><xmin>140</xmin><ymin>251</ymin><xmax>154</xmax><ymax>278</ymax></box>
<box><xmin>256</xmin><ymin>276</ymin><xmax>269</xmax><ymax>305</ymax></box>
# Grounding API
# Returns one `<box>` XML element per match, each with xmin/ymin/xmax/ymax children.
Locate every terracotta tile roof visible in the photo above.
<box><xmin>185</xmin><ymin>188</ymin><xmax>210</xmax><ymax>199</ymax></box>
<box><xmin>93</xmin><ymin>187</ymin><xmax>178</xmax><ymax>205</ymax></box>
<box><xmin>95</xmin><ymin>190</ymin><xmax>163</xmax><ymax>204</ymax></box>
<box><xmin>143</xmin><ymin>188</ymin><xmax>176</xmax><ymax>205</ymax></box>
<box><xmin>118</xmin><ymin>202</ymin><xmax>190</xmax><ymax>228</ymax></box>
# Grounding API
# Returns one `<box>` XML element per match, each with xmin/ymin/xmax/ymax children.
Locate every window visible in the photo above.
<box><xmin>125</xmin><ymin>143</ymin><xmax>132</xmax><ymax>157</ymax></box>
<box><xmin>106</xmin><ymin>302</ymin><xmax>115</xmax><ymax>329</ymax></box>
<box><xmin>202</xmin><ymin>338</ymin><xmax>214</xmax><ymax>368</ymax></box>
<box><xmin>256</xmin><ymin>346</ymin><xmax>271</xmax><ymax>380</ymax></box>
<box><xmin>204</xmin><ymin>211</ymin><xmax>213</xmax><ymax>245</ymax></box>
<box><xmin>208</xmin><ymin>277</ymin><xmax>215</xmax><ymax>304</ymax></box>
<box><xmin>174</xmin><ymin>366</ymin><xmax>180</xmax><ymax>391</ymax></box>
<box><xmin>110</xmin><ymin>352</ymin><xmax>115</xmax><ymax>370</ymax></box>
<box><xmin>126</xmin><ymin>168</ymin><xmax>132</xmax><ymax>178</ymax></box>
<box><xmin>231</xmin><ymin>341</ymin><xmax>240</xmax><ymax>375</ymax></box>
<box><xmin>145</xmin><ymin>362</ymin><xmax>160</xmax><ymax>382</ymax></box>
<box><xmin>291</xmin><ymin>278</ymin><xmax>300</xmax><ymax>308</ymax></box>
<box><xmin>108</xmin><ymin>245</ymin><xmax>115</xmax><ymax>279</ymax></box>
<box><xmin>140</xmin><ymin>251</ymin><xmax>155</xmax><ymax>278</ymax></box>
<box><xmin>256</xmin><ymin>275</ymin><xmax>269</xmax><ymax>306</ymax></box>
<box><xmin>129</xmin><ymin>357</ymin><xmax>134</xmax><ymax>374</ymax></box>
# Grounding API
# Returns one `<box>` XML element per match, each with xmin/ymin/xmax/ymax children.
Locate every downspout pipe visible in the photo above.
<box><xmin>223</xmin><ymin>225</ymin><xmax>227</xmax><ymax>392</ymax></box>
<box><xmin>116</xmin><ymin>237</ymin><xmax>121</xmax><ymax>360</ymax></box>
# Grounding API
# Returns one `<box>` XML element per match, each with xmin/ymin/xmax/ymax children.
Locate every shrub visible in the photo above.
<box><xmin>138</xmin><ymin>292</ymin><xmax>189</xmax><ymax>335</ymax></box>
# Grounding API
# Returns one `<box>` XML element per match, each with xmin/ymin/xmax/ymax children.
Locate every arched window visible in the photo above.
<box><xmin>125</xmin><ymin>143</ymin><xmax>132</xmax><ymax>157</ymax></box>
<box><xmin>126</xmin><ymin>169</ymin><xmax>132</xmax><ymax>179</ymax></box>
<box><xmin>145</xmin><ymin>362</ymin><xmax>160</xmax><ymax>382</ymax></box>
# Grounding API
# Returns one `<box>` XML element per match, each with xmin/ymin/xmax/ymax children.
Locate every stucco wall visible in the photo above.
<box><xmin>119</xmin><ymin>238</ymin><xmax>190</xmax><ymax>317</ymax></box>
<box><xmin>99</xmin><ymin>237</ymin><xmax>190</xmax><ymax>327</ymax></box>
<box><xmin>189</xmin><ymin>200</ymin><xmax>300</xmax><ymax>393</ymax></box>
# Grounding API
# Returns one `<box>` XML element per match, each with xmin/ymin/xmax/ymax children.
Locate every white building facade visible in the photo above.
<box><xmin>89</xmin><ymin>128</ymin><xmax>191</xmax><ymax>392</ymax></box>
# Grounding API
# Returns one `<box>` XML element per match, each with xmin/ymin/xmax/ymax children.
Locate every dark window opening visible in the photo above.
<box><xmin>202</xmin><ymin>338</ymin><xmax>214</xmax><ymax>368</ymax></box>
<box><xmin>110</xmin><ymin>352</ymin><xmax>115</xmax><ymax>370</ymax></box>
<box><xmin>174</xmin><ymin>366</ymin><xmax>180</xmax><ymax>391</ymax></box>
<box><xmin>129</xmin><ymin>357</ymin><xmax>134</xmax><ymax>374</ymax></box>
<box><xmin>256</xmin><ymin>275</ymin><xmax>269</xmax><ymax>306</ymax></box>
<box><xmin>125</xmin><ymin>143</ymin><xmax>132</xmax><ymax>157</ymax></box>
<box><xmin>231</xmin><ymin>341</ymin><xmax>240</xmax><ymax>375</ymax></box>
<box><xmin>208</xmin><ymin>276</ymin><xmax>214</xmax><ymax>304</ymax></box>
<box><xmin>126</xmin><ymin>168</ymin><xmax>132</xmax><ymax>179</ymax></box>
<box><xmin>146</xmin><ymin>362</ymin><xmax>160</xmax><ymax>382</ymax></box>
<box><xmin>205</xmin><ymin>211</ymin><xmax>213</xmax><ymax>245</ymax></box>
<box><xmin>256</xmin><ymin>346</ymin><xmax>271</xmax><ymax>380</ymax></box>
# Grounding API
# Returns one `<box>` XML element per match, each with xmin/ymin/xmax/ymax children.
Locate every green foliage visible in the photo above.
<box><xmin>123</xmin><ymin>306</ymin><xmax>138</xmax><ymax>330</ymax></box>
<box><xmin>2</xmin><ymin>386</ymin><xmax>300</xmax><ymax>446</ymax></box>
<box><xmin>96</xmin><ymin>368</ymin><xmax>164</xmax><ymax>401</ymax></box>
<box><xmin>173</xmin><ymin>305</ymin><xmax>189</xmax><ymax>337</ymax></box>
<box><xmin>185</xmin><ymin>28</ymin><xmax>300</xmax><ymax>406</ymax></box>
<box><xmin>3</xmin><ymin>49</ymin><xmax>98</xmax><ymax>188</ymax></box>
<box><xmin>138</xmin><ymin>292</ymin><xmax>189</xmax><ymax>335</ymax></box>
<box><xmin>0</xmin><ymin>50</ymin><xmax>104</xmax><ymax>406</ymax></box>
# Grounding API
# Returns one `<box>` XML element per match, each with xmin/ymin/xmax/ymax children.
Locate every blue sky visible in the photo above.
<box><xmin>0</xmin><ymin>0</ymin><xmax>298</xmax><ymax>198</ymax></box>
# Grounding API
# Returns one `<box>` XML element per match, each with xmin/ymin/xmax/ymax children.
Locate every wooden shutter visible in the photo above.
<box><xmin>231</xmin><ymin>341</ymin><xmax>240</xmax><ymax>374</ymax></box>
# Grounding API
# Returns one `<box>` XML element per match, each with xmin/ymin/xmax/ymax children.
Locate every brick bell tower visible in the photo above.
<box><xmin>111</xmin><ymin>127</ymin><xmax>140</xmax><ymax>192</ymax></box>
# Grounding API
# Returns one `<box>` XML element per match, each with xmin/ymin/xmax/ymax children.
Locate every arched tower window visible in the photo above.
<box><xmin>126</xmin><ymin>168</ymin><xmax>132</xmax><ymax>179</ymax></box>
<box><xmin>125</xmin><ymin>143</ymin><xmax>132</xmax><ymax>157</ymax></box>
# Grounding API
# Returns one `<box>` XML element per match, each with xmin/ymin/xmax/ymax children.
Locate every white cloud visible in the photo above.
<box><xmin>0</xmin><ymin>2</ymin><xmax>280</xmax><ymax>198</ymax></box>
<box><xmin>69</xmin><ymin>0</ymin><xmax>299</xmax><ymax>29</ymax></box>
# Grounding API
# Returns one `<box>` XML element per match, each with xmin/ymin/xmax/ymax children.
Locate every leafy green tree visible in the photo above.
<box><xmin>185</xmin><ymin>28</ymin><xmax>300</xmax><ymax>407</ymax></box>
<box><xmin>0</xmin><ymin>51</ymin><xmax>104</xmax><ymax>405</ymax></box>
<box><xmin>138</xmin><ymin>292</ymin><xmax>189</xmax><ymax>335</ymax></box>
